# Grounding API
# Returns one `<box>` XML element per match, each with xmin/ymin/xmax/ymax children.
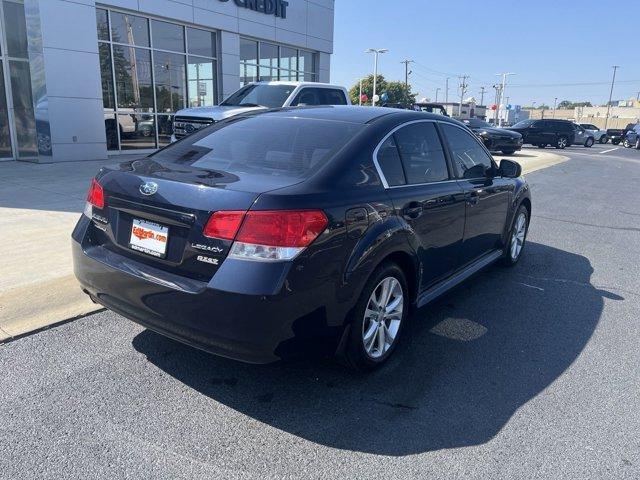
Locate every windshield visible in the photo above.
<box><xmin>152</xmin><ymin>115</ymin><xmax>364</xmax><ymax>179</ymax></box>
<box><xmin>512</xmin><ymin>120</ymin><xmax>534</xmax><ymax>129</ymax></box>
<box><xmin>221</xmin><ymin>84</ymin><xmax>295</xmax><ymax>108</ymax></box>
<box><xmin>463</xmin><ymin>118</ymin><xmax>492</xmax><ymax>128</ymax></box>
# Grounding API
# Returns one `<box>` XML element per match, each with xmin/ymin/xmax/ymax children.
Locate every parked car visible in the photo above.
<box><xmin>73</xmin><ymin>106</ymin><xmax>531</xmax><ymax>371</ymax></box>
<box><xmin>606</xmin><ymin>123</ymin><xmax>635</xmax><ymax>145</ymax></box>
<box><xmin>412</xmin><ymin>102</ymin><xmax>449</xmax><ymax>116</ymax></box>
<box><xmin>506</xmin><ymin>119</ymin><xmax>576</xmax><ymax>149</ymax></box>
<box><xmin>573</xmin><ymin>124</ymin><xmax>595</xmax><ymax>147</ymax></box>
<box><xmin>172</xmin><ymin>81</ymin><xmax>350</xmax><ymax>141</ymax></box>
<box><xmin>461</xmin><ymin>118</ymin><xmax>523</xmax><ymax>154</ymax></box>
<box><xmin>622</xmin><ymin>123</ymin><xmax>640</xmax><ymax>149</ymax></box>
<box><xmin>579</xmin><ymin>123</ymin><xmax>608</xmax><ymax>144</ymax></box>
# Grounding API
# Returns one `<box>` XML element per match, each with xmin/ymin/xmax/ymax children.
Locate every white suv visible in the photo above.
<box><xmin>172</xmin><ymin>81</ymin><xmax>351</xmax><ymax>141</ymax></box>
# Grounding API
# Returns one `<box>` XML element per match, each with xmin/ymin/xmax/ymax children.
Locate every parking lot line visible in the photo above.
<box><xmin>600</xmin><ymin>147</ymin><xmax>620</xmax><ymax>154</ymax></box>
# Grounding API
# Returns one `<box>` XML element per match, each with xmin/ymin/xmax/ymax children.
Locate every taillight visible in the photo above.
<box><xmin>203</xmin><ymin>210</ymin><xmax>328</xmax><ymax>261</ymax></box>
<box><xmin>203</xmin><ymin>211</ymin><xmax>245</xmax><ymax>240</ymax></box>
<box><xmin>87</xmin><ymin>178</ymin><xmax>104</xmax><ymax>209</ymax></box>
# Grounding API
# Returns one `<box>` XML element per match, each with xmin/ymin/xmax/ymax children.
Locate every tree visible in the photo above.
<box><xmin>349</xmin><ymin>74</ymin><xmax>417</xmax><ymax>107</ymax></box>
<box><xmin>558</xmin><ymin>100</ymin><xmax>593</xmax><ymax>109</ymax></box>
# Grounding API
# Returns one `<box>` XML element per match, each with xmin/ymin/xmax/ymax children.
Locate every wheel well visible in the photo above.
<box><xmin>520</xmin><ymin>198</ymin><xmax>532</xmax><ymax>220</ymax></box>
<box><xmin>383</xmin><ymin>251</ymin><xmax>418</xmax><ymax>304</ymax></box>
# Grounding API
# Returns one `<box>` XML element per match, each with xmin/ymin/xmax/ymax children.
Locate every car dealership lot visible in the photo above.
<box><xmin>1</xmin><ymin>147</ymin><xmax>639</xmax><ymax>479</ymax></box>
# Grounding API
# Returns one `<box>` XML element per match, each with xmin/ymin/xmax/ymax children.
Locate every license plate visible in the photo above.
<box><xmin>129</xmin><ymin>218</ymin><xmax>169</xmax><ymax>258</ymax></box>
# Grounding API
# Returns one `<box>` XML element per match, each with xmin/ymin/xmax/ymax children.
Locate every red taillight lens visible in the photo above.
<box><xmin>87</xmin><ymin>178</ymin><xmax>104</xmax><ymax>209</ymax></box>
<box><xmin>203</xmin><ymin>211</ymin><xmax>246</xmax><ymax>240</ymax></box>
<box><xmin>237</xmin><ymin>210</ymin><xmax>328</xmax><ymax>247</ymax></box>
<box><xmin>203</xmin><ymin>210</ymin><xmax>328</xmax><ymax>248</ymax></box>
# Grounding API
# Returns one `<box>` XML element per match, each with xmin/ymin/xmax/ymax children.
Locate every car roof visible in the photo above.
<box><xmin>242</xmin><ymin>105</ymin><xmax>460</xmax><ymax>125</ymax></box>
<box><xmin>249</xmin><ymin>81</ymin><xmax>345</xmax><ymax>89</ymax></box>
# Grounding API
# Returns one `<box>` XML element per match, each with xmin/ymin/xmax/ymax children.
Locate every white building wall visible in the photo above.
<box><xmin>32</xmin><ymin>0</ymin><xmax>335</xmax><ymax>162</ymax></box>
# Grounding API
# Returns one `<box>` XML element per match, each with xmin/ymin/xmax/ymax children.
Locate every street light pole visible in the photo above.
<box><xmin>445</xmin><ymin>77</ymin><xmax>449</xmax><ymax>104</ymax></box>
<box><xmin>435</xmin><ymin>87</ymin><xmax>441</xmax><ymax>102</ymax></box>
<box><xmin>365</xmin><ymin>48</ymin><xmax>388</xmax><ymax>106</ymax></box>
<box><xmin>496</xmin><ymin>72</ymin><xmax>515</xmax><ymax>127</ymax></box>
<box><xmin>479</xmin><ymin>86</ymin><xmax>486</xmax><ymax>106</ymax></box>
<box><xmin>605</xmin><ymin>65</ymin><xmax>619</xmax><ymax>130</ymax></box>
<box><xmin>553</xmin><ymin>97</ymin><xmax>558</xmax><ymax>118</ymax></box>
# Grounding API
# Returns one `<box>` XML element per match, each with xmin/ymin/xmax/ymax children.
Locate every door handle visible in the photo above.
<box><xmin>466</xmin><ymin>189</ymin><xmax>482</xmax><ymax>206</ymax></box>
<box><xmin>403</xmin><ymin>204</ymin><xmax>423</xmax><ymax>219</ymax></box>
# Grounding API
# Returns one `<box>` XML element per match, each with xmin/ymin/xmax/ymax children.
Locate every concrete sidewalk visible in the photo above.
<box><xmin>0</xmin><ymin>156</ymin><xmax>139</xmax><ymax>341</ymax></box>
<box><xmin>0</xmin><ymin>148</ymin><xmax>566</xmax><ymax>341</ymax></box>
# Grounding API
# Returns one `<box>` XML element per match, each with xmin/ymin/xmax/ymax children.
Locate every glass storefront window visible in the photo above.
<box><xmin>259</xmin><ymin>43</ymin><xmax>278</xmax><ymax>70</ymax></box>
<box><xmin>98</xmin><ymin>9</ymin><xmax>219</xmax><ymax>151</ymax></box>
<box><xmin>240</xmin><ymin>38</ymin><xmax>258</xmax><ymax>63</ymax></box>
<box><xmin>96</xmin><ymin>8</ymin><xmax>109</xmax><ymax>41</ymax></box>
<box><xmin>188</xmin><ymin>56</ymin><xmax>216</xmax><ymax>107</ymax></box>
<box><xmin>113</xmin><ymin>45</ymin><xmax>153</xmax><ymax>110</ymax></box>
<box><xmin>0</xmin><ymin>61</ymin><xmax>12</xmax><ymax>158</ymax></box>
<box><xmin>187</xmin><ymin>28</ymin><xmax>215</xmax><ymax>58</ymax></box>
<box><xmin>154</xmin><ymin>51</ymin><xmax>186</xmax><ymax>113</ymax></box>
<box><xmin>151</xmin><ymin>20</ymin><xmax>184</xmax><ymax>53</ymax></box>
<box><xmin>10</xmin><ymin>60</ymin><xmax>37</xmax><ymax>157</ymax></box>
<box><xmin>239</xmin><ymin>39</ymin><xmax>318</xmax><ymax>86</ymax></box>
<box><xmin>4</xmin><ymin>1</ymin><xmax>28</xmax><ymax>58</ymax></box>
<box><xmin>299</xmin><ymin>50</ymin><xmax>315</xmax><ymax>74</ymax></box>
<box><xmin>280</xmin><ymin>47</ymin><xmax>297</xmax><ymax>71</ymax></box>
<box><xmin>110</xmin><ymin>12</ymin><xmax>149</xmax><ymax>47</ymax></box>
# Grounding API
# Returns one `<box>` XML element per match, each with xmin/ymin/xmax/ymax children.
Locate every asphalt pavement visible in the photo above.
<box><xmin>1</xmin><ymin>144</ymin><xmax>639</xmax><ymax>479</ymax></box>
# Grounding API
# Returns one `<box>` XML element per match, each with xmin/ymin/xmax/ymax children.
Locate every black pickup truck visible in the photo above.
<box><xmin>607</xmin><ymin>123</ymin><xmax>636</xmax><ymax>145</ymax></box>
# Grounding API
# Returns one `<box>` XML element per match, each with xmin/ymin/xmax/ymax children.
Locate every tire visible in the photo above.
<box><xmin>635</xmin><ymin>138</ymin><xmax>640</xmax><ymax>150</ymax></box>
<box><xmin>501</xmin><ymin>205</ymin><xmax>529</xmax><ymax>267</ymax></box>
<box><xmin>555</xmin><ymin>136</ymin><xmax>568</xmax><ymax>149</ymax></box>
<box><xmin>612</xmin><ymin>139</ymin><xmax>620</xmax><ymax>145</ymax></box>
<box><xmin>501</xmin><ymin>149</ymin><xmax>516</xmax><ymax>155</ymax></box>
<box><xmin>344</xmin><ymin>262</ymin><xmax>409</xmax><ymax>371</ymax></box>
<box><xmin>585</xmin><ymin>137</ymin><xmax>594</xmax><ymax>148</ymax></box>
<box><xmin>599</xmin><ymin>135</ymin><xmax>608</xmax><ymax>144</ymax></box>
<box><xmin>623</xmin><ymin>139</ymin><xmax>630</xmax><ymax>148</ymax></box>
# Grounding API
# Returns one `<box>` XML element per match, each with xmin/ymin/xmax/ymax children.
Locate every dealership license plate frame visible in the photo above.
<box><xmin>129</xmin><ymin>218</ymin><xmax>170</xmax><ymax>258</ymax></box>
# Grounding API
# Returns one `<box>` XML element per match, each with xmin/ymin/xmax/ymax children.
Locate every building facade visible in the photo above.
<box><xmin>0</xmin><ymin>0</ymin><xmax>335</xmax><ymax>162</ymax></box>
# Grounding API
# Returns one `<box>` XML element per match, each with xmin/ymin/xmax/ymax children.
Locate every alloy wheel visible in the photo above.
<box><xmin>557</xmin><ymin>137</ymin><xmax>567</xmax><ymax>149</ymax></box>
<box><xmin>510</xmin><ymin>212</ymin><xmax>527</xmax><ymax>260</ymax></box>
<box><xmin>362</xmin><ymin>277</ymin><xmax>403</xmax><ymax>359</ymax></box>
<box><xmin>623</xmin><ymin>139</ymin><xmax>630</xmax><ymax>148</ymax></box>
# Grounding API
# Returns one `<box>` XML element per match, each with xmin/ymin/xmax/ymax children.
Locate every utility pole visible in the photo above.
<box><xmin>365</xmin><ymin>48</ymin><xmax>388</xmax><ymax>106</ymax></box>
<box><xmin>400</xmin><ymin>59</ymin><xmax>414</xmax><ymax>89</ymax></box>
<box><xmin>553</xmin><ymin>97</ymin><xmax>558</xmax><ymax>118</ymax></box>
<box><xmin>492</xmin><ymin>83</ymin><xmax>502</xmax><ymax>124</ymax></box>
<box><xmin>435</xmin><ymin>87</ymin><xmax>441</xmax><ymax>102</ymax></box>
<box><xmin>445</xmin><ymin>77</ymin><xmax>449</xmax><ymax>105</ymax></box>
<box><xmin>358</xmin><ymin>78</ymin><xmax>363</xmax><ymax>106</ymax></box>
<box><xmin>496</xmin><ymin>72</ymin><xmax>515</xmax><ymax>127</ymax></box>
<box><xmin>605</xmin><ymin>65</ymin><xmax>619</xmax><ymax>130</ymax></box>
<box><xmin>479</xmin><ymin>86</ymin><xmax>486</xmax><ymax>106</ymax></box>
<box><xmin>458</xmin><ymin>75</ymin><xmax>469</xmax><ymax>117</ymax></box>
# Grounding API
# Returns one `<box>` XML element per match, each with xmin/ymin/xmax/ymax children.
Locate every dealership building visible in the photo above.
<box><xmin>0</xmin><ymin>0</ymin><xmax>335</xmax><ymax>162</ymax></box>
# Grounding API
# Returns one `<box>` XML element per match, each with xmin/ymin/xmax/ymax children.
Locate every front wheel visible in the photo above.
<box><xmin>501</xmin><ymin>205</ymin><xmax>529</xmax><ymax>267</ymax></box>
<box><xmin>345</xmin><ymin>262</ymin><xmax>408</xmax><ymax>371</ymax></box>
<box><xmin>501</xmin><ymin>149</ymin><xmax>516</xmax><ymax>155</ymax></box>
<box><xmin>585</xmin><ymin>137</ymin><xmax>594</xmax><ymax>148</ymax></box>
<box><xmin>612</xmin><ymin>139</ymin><xmax>620</xmax><ymax>145</ymax></box>
<box><xmin>636</xmin><ymin>138</ymin><xmax>640</xmax><ymax>150</ymax></box>
<box><xmin>555</xmin><ymin>136</ymin><xmax>568</xmax><ymax>149</ymax></box>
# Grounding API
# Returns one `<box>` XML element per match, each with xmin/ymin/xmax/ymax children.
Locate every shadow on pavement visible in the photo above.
<box><xmin>132</xmin><ymin>242</ymin><xmax>616</xmax><ymax>456</ymax></box>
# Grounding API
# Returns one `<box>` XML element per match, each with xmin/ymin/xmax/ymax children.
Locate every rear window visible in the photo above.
<box><xmin>152</xmin><ymin>115</ymin><xmax>363</xmax><ymax>179</ymax></box>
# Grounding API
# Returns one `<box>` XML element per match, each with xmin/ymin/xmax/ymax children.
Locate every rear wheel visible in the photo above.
<box><xmin>555</xmin><ymin>136</ymin><xmax>568</xmax><ymax>149</ymax></box>
<box><xmin>636</xmin><ymin>138</ymin><xmax>640</xmax><ymax>150</ymax></box>
<box><xmin>612</xmin><ymin>139</ymin><xmax>620</xmax><ymax>145</ymax></box>
<box><xmin>501</xmin><ymin>205</ymin><xmax>529</xmax><ymax>267</ymax></box>
<box><xmin>599</xmin><ymin>135</ymin><xmax>608</xmax><ymax>144</ymax></box>
<box><xmin>345</xmin><ymin>262</ymin><xmax>408</xmax><ymax>371</ymax></box>
<box><xmin>585</xmin><ymin>137</ymin><xmax>594</xmax><ymax>148</ymax></box>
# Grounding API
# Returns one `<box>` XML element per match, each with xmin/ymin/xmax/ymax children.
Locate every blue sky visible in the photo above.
<box><xmin>331</xmin><ymin>0</ymin><xmax>640</xmax><ymax>106</ymax></box>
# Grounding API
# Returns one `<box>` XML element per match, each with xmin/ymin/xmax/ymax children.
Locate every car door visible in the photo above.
<box><xmin>439</xmin><ymin>122</ymin><xmax>512</xmax><ymax>266</ymax></box>
<box><xmin>375</xmin><ymin>121</ymin><xmax>466</xmax><ymax>290</ymax></box>
<box><xmin>525</xmin><ymin>120</ymin><xmax>545</xmax><ymax>144</ymax></box>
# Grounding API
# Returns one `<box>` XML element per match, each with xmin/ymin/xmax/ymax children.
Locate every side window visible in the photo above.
<box><xmin>532</xmin><ymin>120</ymin><xmax>545</xmax><ymax>128</ymax></box>
<box><xmin>376</xmin><ymin>136</ymin><xmax>406</xmax><ymax>187</ymax></box>
<box><xmin>440</xmin><ymin>123</ymin><xmax>493</xmax><ymax>179</ymax></box>
<box><xmin>394</xmin><ymin>123</ymin><xmax>449</xmax><ymax>184</ymax></box>
<box><xmin>291</xmin><ymin>88</ymin><xmax>348</xmax><ymax>106</ymax></box>
<box><xmin>322</xmin><ymin>89</ymin><xmax>348</xmax><ymax>105</ymax></box>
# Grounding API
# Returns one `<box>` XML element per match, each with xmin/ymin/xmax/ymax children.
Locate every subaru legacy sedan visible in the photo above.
<box><xmin>72</xmin><ymin>106</ymin><xmax>531</xmax><ymax>371</ymax></box>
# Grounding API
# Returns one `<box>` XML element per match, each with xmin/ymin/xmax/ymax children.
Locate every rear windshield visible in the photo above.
<box><xmin>152</xmin><ymin>115</ymin><xmax>363</xmax><ymax>179</ymax></box>
<box><xmin>220</xmin><ymin>84</ymin><xmax>295</xmax><ymax>108</ymax></box>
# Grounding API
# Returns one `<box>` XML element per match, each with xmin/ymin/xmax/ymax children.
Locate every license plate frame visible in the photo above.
<box><xmin>129</xmin><ymin>218</ymin><xmax>169</xmax><ymax>258</ymax></box>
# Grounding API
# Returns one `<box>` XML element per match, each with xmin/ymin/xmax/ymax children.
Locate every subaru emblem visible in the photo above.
<box><xmin>139</xmin><ymin>181</ymin><xmax>158</xmax><ymax>196</ymax></box>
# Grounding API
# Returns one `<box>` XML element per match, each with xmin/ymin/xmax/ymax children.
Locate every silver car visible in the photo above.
<box><xmin>579</xmin><ymin>123</ymin><xmax>608</xmax><ymax>144</ymax></box>
<box><xmin>573</xmin><ymin>125</ymin><xmax>595</xmax><ymax>147</ymax></box>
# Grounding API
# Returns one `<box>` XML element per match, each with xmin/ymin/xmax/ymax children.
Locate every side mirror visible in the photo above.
<box><xmin>499</xmin><ymin>159</ymin><xmax>522</xmax><ymax>178</ymax></box>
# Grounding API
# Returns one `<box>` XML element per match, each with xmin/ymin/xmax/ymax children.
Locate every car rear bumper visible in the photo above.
<box><xmin>72</xmin><ymin>219</ymin><xmax>344</xmax><ymax>364</ymax></box>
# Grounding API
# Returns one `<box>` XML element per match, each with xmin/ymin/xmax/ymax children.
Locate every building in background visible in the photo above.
<box><xmin>0</xmin><ymin>0</ymin><xmax>335</xmax><ymax>163</ymax></box>
<box><xmin>439</xmin><ymin>101</ymin><xmax>487</xmax><ymax>120</ymax></box>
